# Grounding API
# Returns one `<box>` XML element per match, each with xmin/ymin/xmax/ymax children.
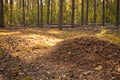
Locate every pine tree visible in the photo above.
<box><xmin>0</xmin><ymin>0</ymin><xmax>4</xmax><ymax>27</ymax></box>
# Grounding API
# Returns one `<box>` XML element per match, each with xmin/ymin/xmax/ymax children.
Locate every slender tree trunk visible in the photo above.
<box><xmin>10</xmin><ymin>0</ymin><xmax>13</xmax><ymax>26</ymax></box>
<box><xmin>5</xmin><ymin>0</ymin><xmax>8</xmax><ymax>26</ymax></box>
<box><xmin>37</xmin><ymin>0</ymin><xmax>40</xmax><ymax>26</ymax></box>
<box><xmin>102</xmin><ymin>0</ymin><xmax>105</xmax><ymax>26</ymax></box>
<box><xmin>81</xmin><ymin>0</ymin><xmax>84</xmax><ymax>25</ymax></box>
<box><xmin>59</xmin><ymin>0</ymin><xmax>63</xmax><ymax>30</ymax></box>
<box><xmin>94</xmin><ymin>0</ymin><xmax>96</xmax><ymax>23</ymax></box>
<box><xmin>47</xmin><ymin>0</ymin><xmax>50</xmax><ymax>25</ymax></box>
<box><xmin>5</xmin><ymin>0</ymin><xmax>8</xmax><ymax>3</ymax></box>
<box><xmin>22</xmin><ymin>0</ymin><xmax>25</xmax><ymax>26</ymax></box>
<box><xmin>0</xmin><ymin>0</ymin><xmax>4</xmax><ymax>27</ymax></box>
<box><xmin>5</xmin><ymin>0</ymin><xmax>8</xmax><ymax>11</ymax></box>
<box><xmin>116</xmin><ymin>0</ymin><xmax>119</xmax><ymax>30</ymax></box>
<box><xmin>50</xmin><ymin>0</ymin><xmax>53</xmax><ymax>25</ymax></box>
<box><xmin>106</xmin><ymin>0</ymin><xmax>108</xmax><ymax>23</ymax></box>
<box><xmin>40</xmin><ymin>0</ymin><xmax>43</xmax><ymax>27</ymax></box>
<box><xmin>86</xmin><ymin>0</ymin><xmax>88</xmax><ymax>25</ymax></box>
<box><xmin>71</xmin><ymin>0</ymin><xmax>75</xmax><ymax>28</ymax></box>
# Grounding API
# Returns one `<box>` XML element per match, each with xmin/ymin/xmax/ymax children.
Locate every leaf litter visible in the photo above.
<box><xmin>0</xmin><ymin>28</ymin><xmax>120</xmax><ymax>80</ymax></box>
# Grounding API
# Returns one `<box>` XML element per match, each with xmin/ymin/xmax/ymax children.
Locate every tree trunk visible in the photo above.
<box><xmin>59</xmin><ymin>0</ymin><xmax>63</xmax><ymax>30</ymax></box>
<box><xmin>5</xmin><ymin>0</ymin><xmax>8</xmax><ymax>11</ymax></box>
<box><xmin>10</xmin><ymin>0</ymin><xmax>13</xmax><ymax>27</ymax></box>
<box><xmin>116</xmin><ymin>0</ymin><xmax>119</xmax><ymax>30</ymax></box>
<box><xmin>86</xmin><ymin>0</ymin><xmax>88</xmax><ymax>25</ymax></box>
<box><xmin>81</xmin><ymin>0</ymin><xmax>84</xmax><ymax>25</ymax></box>
<box><xmin>47</xmin><ymin>0</ymin><xmax>50</xmax><ymax>25</ymax></box>
<box><xmin>94</xmin><ymin>0</ymin><xmax>96</xmax><ymax>23</ymax></box>
<box><xmin>0</xmin><ymin>0</ymin><xmax>4</xmax><ymax>27</ymax></box>
<box><xmin>40</xmin><ymin>0</ymin><xmax>43</xmax><ymax>27</ymax></box>
<box><xmin>37</xmin><ymin>0</ymin><xmax>40</xmax><ymax>26</ymax></box>
<box><xmin>71</xmin><ymin>0</ymin><xmax>75</xmax><ymax>28</ymax></box>
<box><xmin>5</xmin><ymin>0</ymin><xmax>8</xmax><ymax>3</ymax></box>
<box><xmin>102</xmin><ymin>0</ymin><xmax>105</xmax><ymax>26</ymax></box>
<box><xmin>22</xmin><ymin>0</ymin><xmax>25</xmax><ymax>26</ymax></box>
<box><xmin>50</xmin><ymin>0</ymin><xmax>53</xmax><ymax>25</ymax></box>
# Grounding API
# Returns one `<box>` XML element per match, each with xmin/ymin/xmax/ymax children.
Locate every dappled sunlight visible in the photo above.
<box><xmin>47</xmin><ymin>29</ymin><xmax>62</xmax><ymax>35</ymax></box>
<box><xmin>0</xmin><ymin>31</ymin><xmax>21</xmax><ymax>36</ymax></box>
<box><xmin>23</xmin><ymin>28</ymin><xmax>44</xmax><ymax>33</ymax></box>
<box><xmin>96</xmin><ymin>28</ymin><xmax>120</xmax><ymax>43</ymax></box>
<box><xmin>20</xmin><ymin>34</ymin><xmax>62</xmax><ymax>46</ymax></box>
<box><xmin>0</xmin><ymin>27</ymin><xmax>120</xmax><ymax>64</ymax></box>
<box><xmin>96</xmin><ymin>28</ymin><xmax>108</xmax><ymax>37</ymax></box>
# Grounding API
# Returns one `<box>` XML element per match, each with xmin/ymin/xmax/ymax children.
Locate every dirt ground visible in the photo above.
<box><xmin>0</xmin><ymin>27</ymin><xmax>120</xmax><ymax>80</ymax></box>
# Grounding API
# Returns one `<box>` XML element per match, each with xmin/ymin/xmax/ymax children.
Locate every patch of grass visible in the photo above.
<box><xmin>102</xmin><ymin>34</ymin><xmax>120</xmax><ymax>42</ymax></box>
<box><xmin>96</xmin><ymin>28</ymin><xmax>120</xmax><ymax>43</ymax></box>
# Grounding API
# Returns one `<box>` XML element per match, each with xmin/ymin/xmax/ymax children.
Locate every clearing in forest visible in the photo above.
<box><xmin>0</xmin><ymin>27</ymin><xmax>120</xmax><ymax>80</ymax></box>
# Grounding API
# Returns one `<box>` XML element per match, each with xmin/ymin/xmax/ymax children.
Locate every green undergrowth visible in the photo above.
<box><xmin>96</xmin><ymin>28</ymin><xmax>120</xmax><ymax>43</ymax></box>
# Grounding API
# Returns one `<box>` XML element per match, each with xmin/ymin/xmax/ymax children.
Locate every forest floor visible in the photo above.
<box><xmin>0</xmin><ymin>26</ymin><xmax>120</xmax><ymax>80</ymax></box>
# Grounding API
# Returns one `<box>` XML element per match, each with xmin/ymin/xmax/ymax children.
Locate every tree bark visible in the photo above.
<box><xmin>22</xmin><ymin>0</ymin><xmax>25</xmax><ymax>26</ymax></box>
<box><xmin>37</xmin><ymin>0</ymin><xmax>40</xmax><ymax>26</ymax></box>
<box><xmin>86</xmin><ymin>0</ymin><xmax>88</xmax><ymax>25</ymax></box>
<box><xmin>47</xmin><ymin>0</ymin><xmax>50</xmax><ymax>25</ymax></box>
<box><xmin>71</xmin><ymin>0</ymin><xmax>75</xmax><ymax>28</ymax></box>
<box><xmin>10</xmin><ymin>0</ymin><xmax>13</xmax><ymax>27</ymax></box>
<box><xmin>59</xmin><ymin>0</ymin><xmax>63</xmax><ymax>30</ymax></box>
<box><xmin>40</xmin><ymin>0</ymin><xmax>43</xmax><ymax>27</ymax></box>
<box><xmin>0</xmin><ymin>0</ymin><xmax>4</xmax><ymax>27</ymax></box>
<box><xmin>116</xmin><ymin>0</ymin><xmax>119</xmax><ymax>30</ymax></box>
<box><xmin>50</xmin><ymin>0</ymin><xmax>53</xmax><ymax>25</ymax></box>
<box><xmin>81</xmin><ymin>0</ymin><xmax>84</xmax><ymax>25</ymax></box>
<box><xmin>94</xmin><ymin>0</ymin><xmax>96</xmax><ymax>23</ymax></box>
<box><xmin>102</xmin><ymin>0</ymin><xmax>105</xmax><ymax>26</ymax></box>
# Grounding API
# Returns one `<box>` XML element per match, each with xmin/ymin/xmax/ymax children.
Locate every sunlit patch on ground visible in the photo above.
<box><xmin>96</xmin><ymin>28</ymin><xmax>108</xmax><ymax>37</ymax></box>
<box><xmin>96</xmin><ymin>28</ymin><xmax>120</xmax><ymax>43</ymax></box>
<box><xmin>47</xmin><ymin>29</ymin><xmax>62</xmax><ymax>35</ymax></box>
<box><xmin>20</xmin><ymin>34</ymin><xmax>62</xmax><ymax>46</ymax></box>
<box><xmin>0</xmin><ymin>31</ymin><xmax>21</xmax><ymax>36</ymax></box>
